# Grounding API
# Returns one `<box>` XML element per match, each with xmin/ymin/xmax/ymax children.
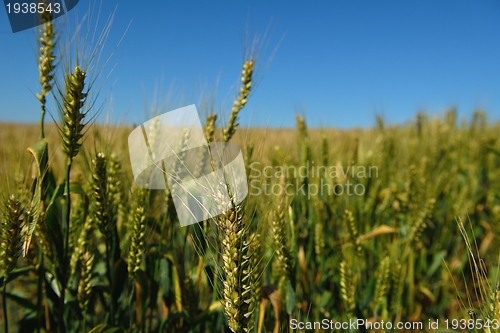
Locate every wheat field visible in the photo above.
<box><xmin>1</xmin><ymin>5</ymin><xmax>500</xmax><ymax>333</ymax></box>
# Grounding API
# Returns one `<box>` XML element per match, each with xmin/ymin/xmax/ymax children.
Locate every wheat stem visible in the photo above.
<box><xmin>59</xmin><ymin>162</ymin><xmax>71</xmax><ymax>332</ymax></box>
<box><xmin>2</xmin><ymin>281</ymin><xmax>7</xmax><ymax>333</ymax></box>
<box><xmin>58</xmin><ymin>65</ymin><xmax>87</xmax><ymax>330</ymax></box>
<box><xmin>91</xmin><ymin>152</ymin><xmax>118</xmax><ymax>324</ymax></box>
<box><xmin>36</xmin><ymin>1</ymin><xmax>56</xmax><ymax>139</ymax></box>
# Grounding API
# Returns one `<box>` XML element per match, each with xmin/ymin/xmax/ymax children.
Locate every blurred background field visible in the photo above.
<box><xmin>1</xmin><ymin>108</ymin><xmax>500</xmax><ymax>332</ymax></box>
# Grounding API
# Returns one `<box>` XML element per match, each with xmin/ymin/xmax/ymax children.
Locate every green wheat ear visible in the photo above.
<box><xmin>272</xmin><ymin>177</ymin><xmax>293</xmax><ymax>282</ymax></box>
<box><xmin>77</xmin><ymin>251</ymin><xmax>94</xmax><ymax>314</ymax></box>
<box><xmin>1</xmin><ymin>195</ymin><xmax>25</xmax><ymax>278</ymax></box>
<box><xmin>343</xmin><ymin>209</ymin><xmax>363</xmax><ymax>257</ymax></box>
<box><xmin>92</xmin><ymin>152</ymin><xmax>110</xmax><ymax>237</ymax></box>
<box><xmin>372</xmin><ymin>256</ymin><xmax>390</xmax><ymax>313</ymax></box>
<box><xmin>128</xmin><ymin>188</ymin><xmax>147</xmax><ymax>280</ymax></box>
<box><xmin>37</xmin><ymin>5</ymin><xmax>56</xmax><ymax>101</ymax></box>
<box><xmin>61</xmin><ymin>66</ymin><xmax>87</xmax><ymax>160</ymax></box>
<box><xmin>340</xmin><ymin>260</ymin><xmax>355</xmax><ymax>313</ymax></box>
<box><xmin>70</xmin><ymin>216</ymin><xmax>93</xmax><ymax>281</ymax></box>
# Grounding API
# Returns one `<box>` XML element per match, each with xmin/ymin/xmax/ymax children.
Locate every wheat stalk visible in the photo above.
<box><xmin>59</xmin><ymin>67</ymin><xmax>88</xmax><ymax>321</ymax></box>
<box><xmin>36</xmin><ymin>0</ymin><xmax>56</xmax><ymax>139</ymax></box>
<box><xmin>90</xmin><ymin>152</ymin><xmax>120</xmax><ymax>323</ymax></box>
<box><xmin>296</xmin><ymin>114</ymin><xmax>310</xmax><ymax>226</ymax></box>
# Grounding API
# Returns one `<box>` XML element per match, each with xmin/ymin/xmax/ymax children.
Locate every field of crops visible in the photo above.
<box><xmin>1</xmin><ymin>6</ymin><xmax>500</xmax><ymax>333</ymax></box>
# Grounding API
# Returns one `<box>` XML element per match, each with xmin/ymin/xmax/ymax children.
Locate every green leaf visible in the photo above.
<box><xmin>359</xmin><ymin>274</ymin><xmax>376</xmax><ymax>310</ymax></box>
<box><xmin>102</xmin><ymin>329</ymin><xmax>123</xmax><ymax>333</ymax></box>
<box><xmin>47</xmin><ymin>181</ymin><xmax>88</xmax><ymax>212</ymax></box>
<box><xmin>4</xmin><ymin>291</ymin><xmax>37</xmax><ymax>311</ymax></box>
<box><xmin>24</xmin><ymin>138</ymin><xmax>49</xmax><ymax>256</ymax></box>
<box><xmin>43</xmin><ymin>181</ymin><xmax>89</xmax><ymax>265</ymax></box>
<box><xmin>43</xmin><ymin>193</ymin><xmax>64</xmax><ymax>264</ymax></box>
<box><xmin>192</xmin><ymin>223</ymin><xmax>207</xmax><ymax>253</ymax></box>
<box><xmin>135</xmin><ymin>268</ymin><xmax>149</xmax><ymax>321</ymax></box>
<box><xmin>318</xmin><ymin>291</ymin><xmax>332</xmax><ymax>309</ymax></box>
<box><xmin>159</xmin><ymin>258</ymin><xmax>171</xmax><ymax>299</ymax></box>
<box><xmin>426</xmin><ymin>250</ymin><xmax>447</xmax><ymax>279</ymax></box>
<box><xmin>158</xmin><ymin>311</ymin><xmax>190</xmax><ymax>333</ymax></box>
<box><xmin>87</xmin><ymin>324</ymin><xmax>124</xmax><ymax>333</ymax></box>
<box><xmin>87</xmin><ymin>324</ymin><xmax>106</xmax><ymax>332</ymax></box>
<box><xmin>285</xmin><ymin>280</ymin><xmax>295</xmax><ymax>315</ymax></box>
<box><xmin>0</xmin><ymin>266</ymin><xmax>32</xmax><ymax>285</ymax></box>
<box><xmin>165</xmin><ymin>253</ymin><xmax>183</xmax><ymax>311</ymax></box>
<box><xmin>486</xmin><ymin>144</ymin><xmax>500</xmax><ymax>156</ymax></box>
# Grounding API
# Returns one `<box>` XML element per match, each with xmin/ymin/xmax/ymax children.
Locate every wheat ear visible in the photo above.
<box><xmin>372</xmin><ymin>256</ymin><xmax>390</xmax><ymax>314</ymax></box>
<box><xmin>128</xmin><ymin>188</ymin><xmax>147</xmax><ymax>280</ymax></box>
<box><xmin>1</xmin><ymin>196</ymin><xmax>24</xmax><ymax>333</ymax></box>
<box><xmin>223</xmin><ymin>60</ymin><xmax>254</xmax><ymax>143</ymax></box>
<box><xmin>77</xmin><ymin>251</ymin><xmax>94</xmax><ymax>315</ymax></box>
<box><xmin>61</xmin><ymin>66</ymin><xmax>87</xmax><ymax>160</ymax></box>
<box><xmin>1</xmin><ymin>195</ymin><xmax>24</xmax><ymax>279</ymax></box>
<box><xmin>92</xmin><ymin>153</ymin><xmax>110</xmax><ymax>237</ymax></box>
<box><xmin>343</xmin><ymin>209</ymin><xmax>363</xmax><ymax>256</ymax></box>
<box><xmin>272</xmin><ymin>177</ymin><xmax>293</xmax><ymax>282</ymax></box>
<box><xmin>217</xmin><ymin>197</ymin><xmax>258</xmax><ymax>333</ymax></box>
<box><xmin>340</xmin><ymin>260</ymin><xmax>355</xmax><ymax>313</ymax></box>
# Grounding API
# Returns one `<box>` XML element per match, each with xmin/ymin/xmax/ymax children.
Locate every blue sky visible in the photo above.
<box><xmin>0</xmin><ymin>1</ymin><xmax>499</xmax><ymax>128</ymax></box>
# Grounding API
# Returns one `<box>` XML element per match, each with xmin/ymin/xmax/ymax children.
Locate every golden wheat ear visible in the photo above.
<box><xmin>217</xmin><ymin>201</ymin><xmax>257</xmax><ymax>333</ymax></box>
